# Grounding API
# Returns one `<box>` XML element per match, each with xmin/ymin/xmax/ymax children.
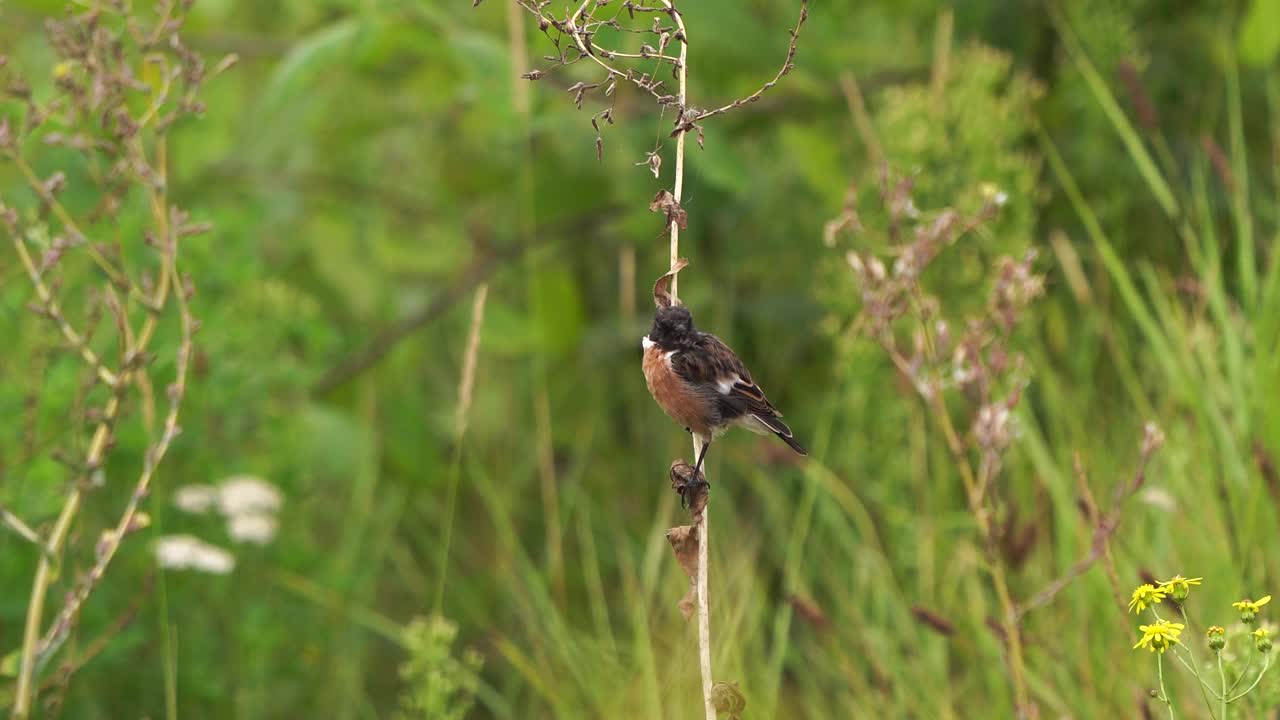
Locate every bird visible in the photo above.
<box><xmin>642</xmin><ymin>301</ymin><xmax>806</xmax><ymax>490</ymax></box>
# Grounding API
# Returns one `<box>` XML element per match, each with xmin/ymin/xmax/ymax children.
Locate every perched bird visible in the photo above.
<box><xmin>642</xmin><ymin>302</ymin><xmax>806</xmax><ymax>483</ymax></box>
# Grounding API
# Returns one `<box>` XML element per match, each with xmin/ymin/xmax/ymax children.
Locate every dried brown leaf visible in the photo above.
<box><xmin>711</xmin><ymin>682</ymin><xmax>746</xmax><ymax>719</ymax></box>
<box><xmin>652</xmin><ymin>259</ymin><xmax>689</xmax><ymax>308</ymax></box>
<box><xmin>665</xmin><ymin>523</ymin><xmax>698</xmax><ymax>620</ymax></box>
<box><xmin>649</xmin><ymin>188</ymin><xmax>687</xmax><ymax>230</ymax></box>
<box><xmin>636</xmin><ymin>151</ymin><xmax>661</xmax><ymax>179</ymax></box>
<box><xmin>669</xmin><ymin>458</ymin><xmax>708</xmax><ymax>514</ymax></box>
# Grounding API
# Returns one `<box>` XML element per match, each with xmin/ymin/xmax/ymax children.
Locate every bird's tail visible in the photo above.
<box><xmin>751</xmin><ymin>414</ymin><xmax>807</xmax><ymax>456</ymax></box>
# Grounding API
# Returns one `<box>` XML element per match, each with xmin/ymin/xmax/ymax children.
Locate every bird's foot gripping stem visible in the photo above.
<box><xmin>669</xmin><ymin>460</ymin><xmax>710</xmax><ymax>513</ymax></box>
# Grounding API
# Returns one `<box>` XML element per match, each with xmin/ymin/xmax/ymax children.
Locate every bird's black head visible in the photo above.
<box><xmin>649</xmin><ymin>305</ymin><xmax>695</xmax><ymax>349</ymax></box>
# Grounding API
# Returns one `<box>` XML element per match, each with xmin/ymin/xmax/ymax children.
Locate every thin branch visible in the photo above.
<box><xmin>687</xmin><ymin>0</ymin><xmax>808</xmax><ymax>126</ymax></box>
<box><xmin>0</xmin><ymin>503</ymin><xmax>49</xmax><ymax>553</ymax></box>
<box><xmin>592</xmin><ymin>44</ymin><xmax>680</xmax><ymax>63</ymax></box>
<box><xmin>9</xmin><ymin>154</ymin><xmax>132</xmax><ymax>292</ymax></box>
<box><xmin>38</xmin><ymin>255</ymin><xmax>193</xmax><ymax>665</ymax></box>
<box><xmin>39</xmin><ymin>572</ymin><xmax>156</xmax><ymax>700</ymax></box>
<box><xmin>9</xmin><ymin>230</ymin><xmax>120</xmax><ymax>388</ymax></box>
<box><xmin>1226</xmin><ymin>653</ymin><xmax>1271</xmax><ymax>703</ymax></box>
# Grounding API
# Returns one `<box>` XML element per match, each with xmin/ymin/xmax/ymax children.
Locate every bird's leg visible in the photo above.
<box><xmin>692</xmin><ymin>439</ymin><xmax>710</xmax><ymax>481</ymax></box>
<box><xmin>677</xmin><ymin>439</ymin><xmax>710</xmax><ymax>510</ymax></box>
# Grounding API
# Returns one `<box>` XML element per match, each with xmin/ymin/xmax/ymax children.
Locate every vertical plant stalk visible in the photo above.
<box><xmin>1158</xmin><ymin>653</ymin><xmax>1175</xmax><ymax>720</ymax></box>
<box><xmin>1217</xmin><ymin>652</ymin><xmax>1227</xmax><ymax>720</ymax></box>
<box><xmin>666</xmin><ymin>7</ymin><xmax>688</xmax><ymax>305</ymax></box>
<box><xmin>654</xmin><ymin>3</ymin><xmax>714</xmax><ymax>717</ymax></box>
<box><xmin>693</xmin><ymin>435</ymin><xmax>715</xmax><ymax>720</ymax></box>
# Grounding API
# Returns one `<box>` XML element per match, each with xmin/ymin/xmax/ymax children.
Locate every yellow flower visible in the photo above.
<box><xmin>1207</xmin><ymin>625</ymin><xmax>1226</xmax><ymax>651</ymax></box>
<box><xmin>1233</xmin><ymin>596</ymin><xmax>1272</xmax><ymax>612</ymax></box>
<box><xmin>1233</xmin><ymin>595</ymin><xmax>1272</xmax><ymax>624</ymax></box>
<box><xmin>1254</xmin><ymin>627</ymin><xmax>1273</xmax><ymax>653</ymax></box>
<box><xmin>1129</xmin><ymin>584</ymin><xmax>1167</xmax><ymax>614</ymax></box>
<box><xmin>1135</xmin><ymin>620</ymin><xmax>1185</xmax><ymax>653</ymax></box>
<box><xmin>1158</xmin><ymin>575</ymin><xmax>1202</xmax><ymax>602</ymax></box>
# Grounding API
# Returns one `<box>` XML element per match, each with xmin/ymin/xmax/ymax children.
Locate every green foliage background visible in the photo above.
<box><xmin>2</xmin><ymin>0</ymin><xmax>1280</xmax><ymax>717</ymax></box>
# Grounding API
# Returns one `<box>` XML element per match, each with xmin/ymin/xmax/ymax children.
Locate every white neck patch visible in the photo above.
<box><xmin>641</xmin><ymin>336</ymin><xmax>654</xmax><ymax>350</ymax></box>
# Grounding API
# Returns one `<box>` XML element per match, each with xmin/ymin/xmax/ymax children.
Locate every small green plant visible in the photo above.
<box><xmin>1130</xmin><ymin>576</ymin><xmax>1275</xmax><ymax>718</ymax></box>
<box><xmin>393</xmin><ymin>615</ymin><xmax>483</xmax><ymax>720</ymax></box>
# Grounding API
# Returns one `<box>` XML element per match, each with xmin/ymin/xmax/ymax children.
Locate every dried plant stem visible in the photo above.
<box><xmin>654</xmin><ymin>3</ymin><xmax>713</xmax><ymax>716</ymax></box>
<box><xmin>692</xmin><ymin>435</ymin><xmax>714</xmax><ymax>720</ymax></box>
<box><xmin>664</xmin><ymin>0</ymin><xmax>688</xmax><ymax>304</ymax></box>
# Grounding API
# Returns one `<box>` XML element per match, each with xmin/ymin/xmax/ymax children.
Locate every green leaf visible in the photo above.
<box><xmin>1239</xmin><ymin>0</ymin><xmax>1280</xmax><ymax>65</ymax></box>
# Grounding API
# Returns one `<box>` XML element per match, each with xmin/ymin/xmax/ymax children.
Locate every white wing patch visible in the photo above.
<box><xmin>716</xmin><ymin>374</ymin><xmax>742</xmax><ymax>395</ymax></box>
<box><xmin>734</xmin><ymin>413</ymin><xmax>773</xmax><ymax>435</ymax></box>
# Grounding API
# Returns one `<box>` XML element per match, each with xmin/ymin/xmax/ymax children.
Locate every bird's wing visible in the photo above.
<box><xmin>671</xmin><ymin>333</ymin><xmax>782</xmax><ymax>420</ymax></box>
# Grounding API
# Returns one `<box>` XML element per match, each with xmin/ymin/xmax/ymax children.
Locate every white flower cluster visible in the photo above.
<box><xmin>158</xmin><ymin>475</ymin><xmax>284</xmax><ymax>573</ymax></box>
<box><xmin>154</xmin><ymin>534</ymin><xmax>236</xmax><ymax>575</ymax></box>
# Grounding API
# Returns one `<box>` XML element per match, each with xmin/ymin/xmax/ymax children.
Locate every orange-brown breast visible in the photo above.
<box><xmin>643</xmin><ymin>344</ymin><xmax>711</xmax><ymax>436</ymax></box>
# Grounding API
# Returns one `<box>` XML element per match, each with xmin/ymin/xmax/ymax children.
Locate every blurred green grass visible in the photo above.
<box><xmin>2</xmin><ymin>0</ymin><xmax>1280</xmax><ymax>717</ymax></box>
